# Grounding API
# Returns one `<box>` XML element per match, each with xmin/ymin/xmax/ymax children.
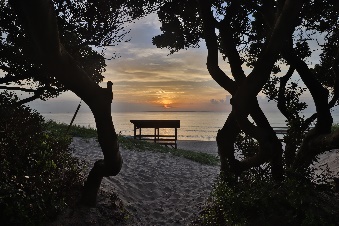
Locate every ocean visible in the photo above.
<box><xmin>41</xmin><ymin>111</ymin><xmax>339</xmax><ymax>141</ymax></box>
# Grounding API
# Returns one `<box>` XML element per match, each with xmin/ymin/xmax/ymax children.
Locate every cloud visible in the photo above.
<box><xmin>210</xmin><ymin>98</ymin><xmax>227</xmax><ymax>105</ymax></box>
<box><xmin>102</xmin><ymin>13</ymin><xmax>219</xmax><ymax>86</ymax></box>
<box><xmin>104</xmin><ymin>44</ymin><xmax>211</xmax><ymax>83</ymax></box>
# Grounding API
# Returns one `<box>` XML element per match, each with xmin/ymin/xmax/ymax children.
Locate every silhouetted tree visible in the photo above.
<box><xmin>153</xmin><ymin>0</ymin><xmax>339</xmax><ymax>180</ymax></box>
<box><xmin>5</xmin><ymin>0</ymin><xmax>161</xmax><ymax>206</ymax></box>
<box><xmin>1</xmin><ymin>1</ymin><xmax>113</xmax><ymax>103</ymax></box>
<box><xmin>0</xmin><ymin>0</ymin><xmax>159</xmax><ymax>103</ymax></box>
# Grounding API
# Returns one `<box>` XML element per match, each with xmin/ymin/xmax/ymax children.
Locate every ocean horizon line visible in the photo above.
<box><xmin>40</xmin><ymin>110</ymin><xmax>287</xmax><ymax>114</ymax></box>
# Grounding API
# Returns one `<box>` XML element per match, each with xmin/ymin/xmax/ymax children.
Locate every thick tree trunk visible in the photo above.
<box><xmin>10</xmin><ymin>0</ymin><xmax>122</xmax><ymax>206</ymax></box>
<box><xmin>216</xmin><ymin>112</ymin><xmax>241</xmax><ymax>175</ymax></box>
<box><xmin>249</xmin><ymin>101</ymin><xmax>284</xmax><ymax>180</ymax></box>
<box><xmin>229</xmin><ymin>0</ymin><xmax>302</xmax><ymax>180</ymax></box>
<box><xmin>198</xmin><ymin>0</ymin><xmax>303</xmax><ymax>181</ymax></box>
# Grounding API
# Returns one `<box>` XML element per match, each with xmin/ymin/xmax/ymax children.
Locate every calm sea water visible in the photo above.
<box><xmin>41</xmin><ymin>111</ymin><xmax>339</xmax><ymax>141</ymax></box>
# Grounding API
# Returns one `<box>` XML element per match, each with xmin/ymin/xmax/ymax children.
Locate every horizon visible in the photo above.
<box><xmin>27</xmin><ymin>88</ymin><xmax>332</xmax><ymax>114</ymax></box>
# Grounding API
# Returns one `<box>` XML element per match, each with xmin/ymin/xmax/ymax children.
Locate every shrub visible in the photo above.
<box><xmin>0</xmin><ymin>92</ymin><xmax>84</xmax><ymax>225</ymax></box>
<box><xmin>332</xmin><ymin>123</ymin><xmax>339</xmax><ymax>132</ymax></box>
<box><xmin>45</xmin><ymin>120</ymin><xmax>98</xmax><ymax>138</ymax></box>
<box><xmin>196</xmin><ymin>132</ymin><xmax>338</xmax><ymax>225</ymax></box>
<box><xmin>193</xmin><ymin>130</ymin><xmax>338</xmax><ymax>225</ymax></box>
<box><xmin>196</xmin><ymin>171</ymin><xmax>339</xmax><ymax>226</ymax></box>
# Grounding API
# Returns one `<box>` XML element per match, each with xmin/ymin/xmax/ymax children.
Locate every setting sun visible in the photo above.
<box><xmin>161</xmin><ymin>99</ymin><xmax>172</xmax><ymax>109</ymax></box>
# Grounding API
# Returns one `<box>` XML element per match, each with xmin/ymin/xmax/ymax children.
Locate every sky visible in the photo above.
<box><xmin>27</xmin><ymin>13</ymin><xmax>235</xmax><ymax>113</ymax></box>
<box><xmin>29</xmin><ymin>13</ymin><xmax>285</xmax><ymax>113</ymax></box>
<box><xmin>3</xmin><ymin>13</ymin><xmax>325</xmax><ymax>113</ymax></box>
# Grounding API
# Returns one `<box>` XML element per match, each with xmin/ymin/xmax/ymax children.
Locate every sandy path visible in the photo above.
<box><xmin>177</xmin><ymin>140</ymin><xmax>218</xmax><ymax>155</ymax></box>
<box><xmin>71</xmin><ymin>138</ymin><xmax>219</xmax><ymax>225</ymax></box>
<box><xmin>53</xmin><ymin>138</ymin><xmax>338</xmax><ymax>225</ymax></box>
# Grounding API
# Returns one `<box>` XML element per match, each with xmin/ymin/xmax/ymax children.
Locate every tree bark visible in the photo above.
<box><xmin>10</xmin><ymin>0</ymin><xmax>122</xmax><ymax>206</ymax></box>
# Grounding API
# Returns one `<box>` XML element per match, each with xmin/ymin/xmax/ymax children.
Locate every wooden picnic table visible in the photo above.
<box><xmin>130</xmin><ymin>120</ymin><xmax>180</xmax><ymax>149</ymax></box>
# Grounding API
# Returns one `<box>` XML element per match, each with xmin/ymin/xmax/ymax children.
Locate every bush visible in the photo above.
<box><xmin>196</xmin><ymin>171</ymin><xmax>339</xmax><ymax>226</ymax></box>
<box><xmin>45</xmin><ymin>120</ymin><xmax>98</xmax><ymax>138</ymax></box>
<box><xmin>0</xmin><ymin>92</ymin><xmax>84</xmax><ymax>225</ymax></box>
<box><xmin>332</xmin><ymin>123</ymin><xmax>339</xmax><ymax>132</ymax></box>
<box><xmin>193</xmin><ymin>130</ymin><xmax>338</xmax><ymax>225</ymax></box>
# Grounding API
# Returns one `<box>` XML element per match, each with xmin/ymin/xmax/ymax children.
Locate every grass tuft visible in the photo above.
<box><xmin>331</xmin><ymin>123</ymin><xmax>339</xmax><ymax>132</ymax></box>
<box><xmin>44</xmin><ymin>120</ymin><xmax>98</xmax><ymax>138</ymax></box>
<box><xmin>118</xmin><ymin>135</ymin><xmax>219</xmax><ymax>166</ymax></box>
<box><xmin>45</xmin><ymin>121</ymin><xmax>219</xmax><ymax>166</ymax></box>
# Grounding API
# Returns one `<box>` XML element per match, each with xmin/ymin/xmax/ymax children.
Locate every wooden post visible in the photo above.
<box><xmin>133</xmin><ymin>125</ymin><xmax>136</xmax><ymax>139</ymax></box>
<box><xmin>66</xmin><ymin>101</ymin><xmax>81</xmax><ymax>134</ymax></box>
<box><xmin>175</xmin><ymin>128</ymin><xmax>177</xmax><ymax>149</ymax></box>
<box><xmin>107</xmin><ymin>81</ymin><xmax>113</xmax><ymax>102</ymax></box>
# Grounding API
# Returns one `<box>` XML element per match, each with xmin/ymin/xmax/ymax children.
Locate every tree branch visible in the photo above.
<box><xmin>0</xmin><ymin>76</ymin><xmax>23</xmax><ymax>84</ymax></box>
<box><xmin>219</xmin><ymin>18</ymin><xmax>246</xmax><ymax>83</ymax></box>
<box><xmin>282</xmin><ymin>46</ymin><xmax>334</xmax><ymax>169</ymax></box>
<box><xmin>234</xmin><ymin>0</ymin><xmax>303</xmax><ymax>104</ymax></box>
<box><xmin>304</xmin><ymin>113</ymin><xmax>317</xmax><ymax>127</ymax></box>
<box><xmin>277</xmin><ymin>66</ymin><xmax>294</xmax><ymax>119</ymax></box>
<box><xmin>329</xmin><ymin>46</ymin><xmax>339</xmax><ymax>108</ymax></box>
<box><xmin>0</xmin><ymin>65</ymin><xmax>11</xmax><ymax>72</ymax></box>
<box><xmin>238</xmin><ymin>100</ymin><xmax>284</xmax><ymax>179</ymax></box>
<box><xmin>262</xmin><ymin>0</ymin><xmax>276</xmax><ymax>28</ymax></box>
<box><xmin>197</xmin><ymin>0</ymin><xmax>237</xmax><ymax>94</ymax></box>
<box><xmin>0</xmin><ymin>85</ymin><xmax>36</xmax><ymax>92</ymax></box>
<box><xmin>0</xmin><ymin>67</ymin><xmax>40</xmax><ymax>84</ymax></box>
<box><xmin>17</xmin><ymin>93</ymin><xmax>41</xmax><ymax>105</ymax></box>
<box><xmin>283</xmin><ymin>46</ymin><xmax>332</xmax><ymax>134</ymax></box>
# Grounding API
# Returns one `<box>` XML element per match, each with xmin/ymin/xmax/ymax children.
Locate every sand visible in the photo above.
<box><xmin>50</xmin><ymin>138</ymin><xmax>338</xmax><ymax>225</ymax></box>
<box><xmin>177</xmin><ymin>140</ymin><xmax>218</xmax><ymax>155</ymax></box>
<box><xmin>66</xmin><ymin>138</ymin><xmax>219</xmax><ymax>225</ymax></box>
<box><xmin>312</xmin><ymin>149</ymin><xmax>339</xmax><ymax>179</ymax></box>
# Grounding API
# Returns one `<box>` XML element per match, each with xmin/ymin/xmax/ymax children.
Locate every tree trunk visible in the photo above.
<box><xmin>216</xmin><ymin>112</ymin><xmax>241</xmax><ymax>175</ymax></box>
<box><xmin>197</xmin><ymin>0</ymin><xmax>303</xmax><ymax>180</ymax></box>
<box><xmin>10</xmin><ymin>0</ymin><xmax>122</xmax><ymax>206</ymax></box>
